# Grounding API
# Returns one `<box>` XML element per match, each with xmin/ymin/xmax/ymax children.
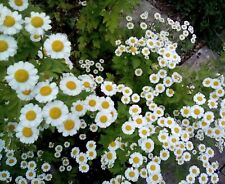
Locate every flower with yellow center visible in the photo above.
<box><xmin>16</xmin><ymin>123</ymin><xmax>39</xmax><ymax>144</ymax></box>
<box><xmin>6</xmin><ymin>61</ymin><xmax>39</xmax><ymax>91</ymax></box>
<box><xmin>0</xmin><ymin>35</ymin><xmax>18</xmax><ymax>61</ymax></box>
<box><xmin>0</xmin><ymin>9</ymin><xmax>23</xmax><ymax>35</ymax></box>
<box><xmin>25</xmin><ymin>11</ymin><xmax>51</xmax><ymax>35</ymax></box>
<box><xmin>60</xmin><ymin>74</ymin><xmax>82</xmax><ymax>96</ymax></box>
<box><xmin>129</xmin><ymin>152</ymin><xmax>143</xmax><ymax>168</ymax></box>
<box><xmin>35</xmin><ymin>81</ymin><xmax>58</xmax><ymax>103</ymax></box>
<box><xmin>44</xmin><ymin>33</ymin><xmax>71</xmax><ymax>59</ymax></box>
<box><xmin>43</xmin><ymin>100</ymin><xmax>68</xmax><ymax>126</ymax></box>
<box><xmin>101</xmin><ymin>81</ymin><xmax>117</xmax><ymax>96</ymax></box>
<box><xmin>57</xmin><ymin>114</ymin><xmax>81</xmax><ymax>136</ymax></box>
<box><xmin>20</xmin><ymin>103</ymin><xmax>42</xmax><ymax>127</ymax></box>
<box><xmin>95</xmin><ymin>111</ymin><xmax>113</xmax><ymax>128</ymax></box>
<box><xmin>9</xmin><ymin>0</ymin><xmax>29</xmax><ymax>11</ymax></box>
<box><xmin>71</xmin><ymin>100</ymin><xmax>86</xmax><ymax>117</ymax></box>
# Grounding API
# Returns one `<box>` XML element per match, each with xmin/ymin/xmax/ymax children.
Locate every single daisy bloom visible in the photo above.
<box><xmin>57</xmin><ymin>113</ymin><xmax>81</xmax><ymax>136</ymax></box>
<box><xmin>34</xmin><ymin>81</ymin><xmax>58</xmax><ymax>103</ymax></box>
<box><xmin>0</xmin><ymin>35</ymin><xmax>17</xmax><ymax>61</ymax></box>
<box><xmin>9</xmin><ymin>0</ymin><xmax>29</xmax><ymax>11</ymax></box>
<box><xmin>16</xmin><ymin>123</ymin><xmax>39</xmax><ymax>144</ymax></box>
<box><xmin>141</xmin><ymin>138</ymin><xmax>155</xmax><ymax>153</ymax></box>
<box><xmin>99</xmin><ymin>97</ymin><xmax>114</xmax><ymax>111</ymax></box>
<box><xmin>122</xmin><ymin>121</ymin><xmax>135</xmax><ymax>135</ymax></box>
<box><xmin>79</xmin><ymin>163</ymin><xmax>89</xmax><ymax>173</ymax></box>
<box><xmin>85</xmin><ymin>95</ymin><xmax>100</xmax><ymax>112</ymax></box>
<box><xmin>59</xmin><ymin>74</ymin><xmax>82</xmax><ymax>96</ymax></box>
<box><xmin>19</xmin><ymin>103</ymin><xmax>43</xmax><ymax>127</ymax></box>
<box><xmin>6</xmin><ymin>61</ymin><xmax>39</xmax><ymax>91</ymax></box>
<box><xmin>129</xmin><ymin>152</ymin><xmax>143</xmax><ymax>168</ymax></box>
<box><xmin>95</xmin><ymin>111</ymin><xmax>113</xmax><ymax>128</ymax></box>
<box><xmin>125</xmin><ymin>167</ymin><xmax>139</xmax><ymax>182</ymax></box>
<box><xmin>0</xmin><ymin>9</ymin><xmax>23</xmax><ymax>35</ymax></box>
<box><xmin>43</xmin><ymin>100</ymin><xmax>69</xmax><ymax>126</ymax></box>
<box><xmin>25</xmin><ymin>12</ymin><xmax>51</xmax><ymax>35</ymax></box>
<box><xmin>71</xmin><ymin>100</ymin><xmax>87</xmax><ymax>117</ymax></box>
<box><xmin>44</xmin><ymin>33</ymin><xmax>71</xmax><ymax>59</ymax></box>
<box><xmin>16</xmin><ymin>89</ymin><xmax>35</xmax><ymax>101</ymax></box>
<box><xmin>101</xmin><ymin>81</ymin><xmax>117</xmax><ymax>96</ymax></box>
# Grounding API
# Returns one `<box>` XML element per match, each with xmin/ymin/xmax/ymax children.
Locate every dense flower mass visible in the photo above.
<box><xmin>0</xmin><ymin>0</ymin><xmax>225</xmax><ymax>184</ymax></box>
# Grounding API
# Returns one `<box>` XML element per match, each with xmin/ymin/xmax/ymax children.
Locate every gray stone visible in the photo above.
<box><xmin>183</xmin><ymin>46</ymin><xmax>218</xmax><ymax>71</ymax></box>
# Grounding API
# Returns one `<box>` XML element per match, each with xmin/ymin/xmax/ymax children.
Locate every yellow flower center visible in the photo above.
<box><xmin>129</xmin><ymin>171</ymin><xmax>135</xmax><ymax>177</ymax></box>
<box><xmin>145</xmin><ymin>142</ymin><xmax>152</xmax><ymax>149</ymax></box>
<box><xmin>26</xmin><ymin>110</ymin><xmax>36</xmax><ymax>121</ymax></box>
<box><xmin>22</xmin><ymin>90</ymin><xmax>31</xmax><ymax>95</ymax></box>
<box><xmin>52</xmin><ymin>40</ymin><xmax>64</xmax><ymax>52</ymax></box>
<box><xmin>64</xmin><ymin>120</ymin><xmax>75</xmax><ymax>130</ymax></box>
<box><xmin>83</xmin><ymin>81</ymin><xmax>90</xmax><ymax>88</ymax></box>
<box><xmin>88</xmin><ymin>99</ymin><xmax>96</xmax><ymax>107</ymax></box>
<box><xmin>4</xmin><ymin>16</ymin><xmax>16</xmax><ymax>27</ymax></box>
<box><xmin>49</xmin><ymin>107</ymin><xmax>62</xmax><ymax>119</ymax></box>
<box><xmin>75</xmin><ymin>104</ymin><xmax>83</xmax><ymax>112</ymax></box>
<box><xmin>125</xmin><ymin>125</ymin><xmax>132</xmax><ymax>131</ymax></box>
<box><xmin>101</xmin><ymin>101</ymin><xmax>109</xmax><ymax>109</ymax></box>
<box><xmin>194</xmin><ymin>109</ymin><xmax>200</xmax><ymax>115</ymax></box>
<box><xmin>15</xmin><ymin>0</ymin><xmax>23</xmax><ymax>6</ymax></box>
<box><xmin>133</xmin><ymin>157</ymin><xmax>140</xmax><ymax>164</ymax></box>
<box><xmin>100</xmin><ymin>115</ymin><xmax>108</xmax><ymax>123</ymax></box>
<box><xmin>22</xmin><ymin>127</ymin><xmax>33</xmax><ymax>137</ymax></box>
<box><xmin>31</xmin><ymin>16</ymin><xmax>44</xmax><ymax>28</ymax></box>
<box><xmin>150</xmin><ymin>165</ymin><xmax>156</xmax><ymax>171</ymax></box>
<box><xmin>0</xmin><ymin>40</ymin><xmax>8</xmax><ymax>52</ymax></box>
<box><xmin>107</xmin><ymin>152</ymin><xmax>113</xmax><ymax>160</ymax></box>
<box><xmin>14</xmin><ymin>69</ymin><xmax>29</xmax><ymax>83</ymax></box>
<box><xmin>105</xmin><ymin>85</ymin><xmax>113</xmax><ymax>91</ymax></box>
<box><xmin>152</xmin><ymin>174</ymin><xmax>159</xmax><ymax>181</ymax></box>
<box><xmin>40</xmin><ymin>86</ymin><xmax>52</xmax><ymax>96</ymax></box>
<box><xmin>66</xmin><ymin>81</ymin><xmax>76</xmax><ymax>90</ymax></box>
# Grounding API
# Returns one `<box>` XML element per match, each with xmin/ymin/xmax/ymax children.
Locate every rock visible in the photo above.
<box><xmin>183</xmin><ymin>46</ymin><xmax>218</xmax><ymax>71</ymax></box>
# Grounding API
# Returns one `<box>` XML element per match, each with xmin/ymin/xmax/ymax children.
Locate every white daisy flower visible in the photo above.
<box><xmin>41</xmin><ymin>162</ymin><xmax>51</xmax><ymax>172</ymax></box>
<box><xmin>76</xmin><ymin>152</ymin><xmax>87</xmax><ymax>164</ymax></box>
<box><xmin>25</xmin><ymin>12</ymin><xmax>51</xmax><ymax>35</ymax></box>
<box><xmin>34</xmin><ymin>81</ymin><xmax>58</xmax><ymax>103</ymax></box>
<box><xmin>0</xmin><ymin>9</ymin><xmax>23</xmax><ymax>35</ymax></box>
<box><xmin>85</xmin><ymin>95</ymin><xmax>100</xmax><ymax>112</ymax></box>
<box><xmin>79</xmin><ymin>163</ymin><xmax>89</xmax><ymax>173</ymax></box>
<box><xmin>141</xmin><ymin>138</ymin><xmax>155</xmax><ymax>153</ymax></box>
<box><xmin>0</xmin><ymin>35</ymin><xmax>17</xmax><ymax>61</ymax></box>
<box><xmin>129</xmin><ymin>152</ymin><xmax>143</xmax><ymax>168</ymax></box>
<box><xmin>59</xmin><ymin>74</ymin><xmax>82</xmax><ymax>96</ymax></box>
<box><xmin>44</xmin><ymin>33</ymin><xmax>71</xmax><ymax>59</ymax></box>
<box><xmin>193</xmin><ymin>92</ymin><xmax>206</xmax><ymax>105</ymax></box>
<box><xmin>122</xmin><ymin>121</ymin><xmax>135</xmax><ymax>135</ymax></box>
<box><xmin>57</xmin><ymin>113</ymin><xmax>81</xmax><ymax>136</ymax></box>
<box><xmin>6</xmin><ymin>61</ymin><xmax>39</xmax><ymax>91</ymax></box>
<box><xmin>95</xmin><ymin>111</ymin><xmax>113</xmax><ymax>128</ymax></box>
<box><xmin>9</xmin><ymin>0</ymin><xmax>29</xmax><ymax>11</ymax></box>
<box><xmin>79</xmin><ymin>74</ymin><xmax>96</xmax><ymax>92</ymax></box>
<box><xmin>16</xmin><ymin>123</ymin><xmax>39</xmax><ymax>144</ymax></box>
<box><xmin>19</xmin><ymin>103</ymin><xmax>43</xmax><ymax>127</ymax></box>
<box><xmin>71</xmin><ymin>100</ymin><xmax>87</xmax><ymax>117</ymax></box>
<box><xmin>125</xmin><ymin>167</ymin><xmax>139</xmax><ymax>182</ymax></box>
<box><xmin>191</xmin><ymin>105</ymin><xmax>204</xmax><ymax>119</ymax></box>
<box><xmin>25</xmin><ymin>169</ymin><xmax>36</xmax><ymax>180</ymax></box>
<box><xmin>6</xmin><ymin>157</ymin><xmax>17</xmax><ymax>166</ymax></box>
<box><xmin>101</xmin><ymin>81</ymin><xmax>117</xmax><ymax>96</ymax></box>
<box><xmin>43</xmin><ymin>100</ymin><xmax>68</xmax><ymax>126</ymax></box>
<box><xmin>16</xmin><ymin>89</ymin><xmax>35</xmax><ymax>101</ymax></box>
<box><xmin>99</xmin><ymin>97</ymin><xmax>114</xmax><ymax>111</ymax></box>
